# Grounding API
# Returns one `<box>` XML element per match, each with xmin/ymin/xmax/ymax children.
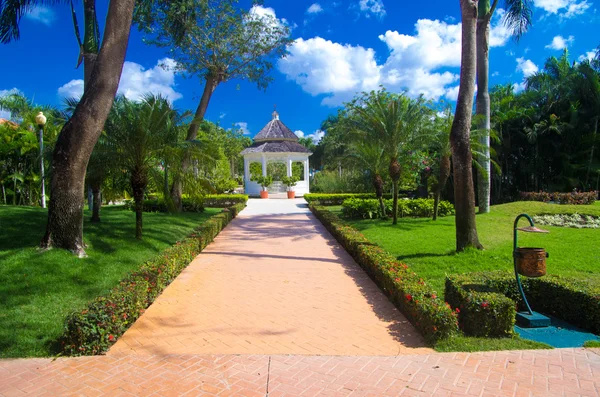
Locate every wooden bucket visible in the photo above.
<box><xmin>514</xmin><ymin>247</ymin><xmax>547</xmax><ymax>277</ymax></box>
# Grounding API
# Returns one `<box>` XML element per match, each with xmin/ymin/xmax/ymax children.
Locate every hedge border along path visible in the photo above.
<box><xmin>58</xmin><ymin>202</ymin><xmax>247</xmax><ymax>356</ymax></box>
<box><xmin>445</xmin><ymin>271</ymin><xmax>600</xmax><ymax>338</ymax></box>
<box><xmin>310</xmin><ymin>205</ymin><xmax>459</xmax><ymax>343</ymax></box>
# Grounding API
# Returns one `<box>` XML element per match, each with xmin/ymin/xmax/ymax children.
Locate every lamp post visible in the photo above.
<box><xmin>35</xmin><ymin>112</ymin><xmax>47</xmax><ymax>209</ymax></box>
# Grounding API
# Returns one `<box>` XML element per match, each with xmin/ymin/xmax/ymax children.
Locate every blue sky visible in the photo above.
<box><xmin>1</xmin><ymin>0</ymin><xmax>599</xmax><ymax>142</ymax></box>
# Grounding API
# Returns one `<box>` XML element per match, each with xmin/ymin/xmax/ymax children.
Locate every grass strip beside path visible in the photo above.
<box><xmin>0</xmin><ymin>205</ymin><xmax>220</xmax><ymax>358</ymax></box>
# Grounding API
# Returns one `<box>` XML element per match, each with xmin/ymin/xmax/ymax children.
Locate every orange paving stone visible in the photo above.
<box><xmin>109</xmin><ymin>199</ymin><xmax>429</xmax><ymax>356</ymax></box>
<box><xmin>1</xmin><ymin>349</ymin><xmax>599</xmax><ymax>396</ymax></box>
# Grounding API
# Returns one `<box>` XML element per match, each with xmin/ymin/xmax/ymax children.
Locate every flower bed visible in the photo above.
<box><xmin>59</xmin><ymin>203</ymin><xmax>246</xmax><ymax>355</ymax></box>
<box><xmin>445</xmin><ymin>271</ymin><xmax>600</xmax><ymax>337</ymax></box>
<box><xmin>310</xmin><ymin>205</ymin><xmax>458</xmax><ymax>343</ymax></box>
<box><xmin>533</xmin><ymin>214</ymin><xmax>600</xmax><ymax>229</ymax></box>
<box><xmin>341</xmin><ymin>198</ymin><xmax>454</xmax><ymax>219</ymax></box>
<box><xmin>520</xmin><ymin>191</ymin><xmax>597</xmax><ymax>205</ymax></box>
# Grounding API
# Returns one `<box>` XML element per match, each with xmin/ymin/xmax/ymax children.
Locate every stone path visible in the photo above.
<box><xmin>2</xmin><ymin>199</ymin><xmax>600</xmax><ymax>396</ymax></box>
<box><xmin>109</xmin><ymin>199</ymin><xmax>428</xmax><ymax>356</ymax></box>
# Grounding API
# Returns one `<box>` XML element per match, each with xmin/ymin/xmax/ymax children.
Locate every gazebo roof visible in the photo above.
<box><xmin>241</xmin><ymin>110</ymin><xmax>311</xmax><ymax>155</ymax></box>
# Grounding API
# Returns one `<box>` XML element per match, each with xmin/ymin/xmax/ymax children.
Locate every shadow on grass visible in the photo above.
<box><xmin>396</xmin><ymin>251</ymin><xmax>456</xmax><ymax>261</ymax></box>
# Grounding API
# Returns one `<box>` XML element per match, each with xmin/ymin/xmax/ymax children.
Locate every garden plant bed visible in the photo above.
<box><xmin>0</xmin><ymin>204</ymin><xmax>242</xmax><ymax>358</ymax></box>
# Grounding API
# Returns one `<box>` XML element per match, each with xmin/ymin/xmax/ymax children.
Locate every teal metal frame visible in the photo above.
<box><xmin>513</xmin><ymin>213</ymin><xmax>536</xmax><ymax>315</ymax></box>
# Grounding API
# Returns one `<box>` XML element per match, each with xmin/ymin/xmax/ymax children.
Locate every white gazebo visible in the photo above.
<box><xmin>241</xmin><ymin>110</ymin><xmax>312</xmax><ymax>197</ymax></box>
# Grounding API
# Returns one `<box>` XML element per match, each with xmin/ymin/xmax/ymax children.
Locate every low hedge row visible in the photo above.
<box><xmin>310</xmin><ymin>205</ymin><xmax>458</xmax><ymax>343</ymax></box>
<box><xmin>520</xmin><ymin>191</ymin><xmax>597</xmax><ymax>205</ymax></box>
<box><xmin>341</xmin><ymin>198</ymin><xmax>455</xmax><ymax>219</ymax></box>
<box><xmin>125</xmin><ymin>195</ymin><xmax>249</xmax><ymax>213</ymax></box>
<box><xmin>59</xmin><ymin>203</ymin><xmax>246</xmax><ymax>356</ymax></box>
<box><xmin>304</xmin><ymin>193</ymin><xmax>393</xmax><ymax>206</ymax></box>
<box><xmin>445</xmin><ymin>271</ymin><xmax>600</xmax><ymax>337</ymax></box>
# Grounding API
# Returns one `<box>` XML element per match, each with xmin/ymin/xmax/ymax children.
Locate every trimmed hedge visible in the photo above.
<box><xmin>310</xmin><ymin>205</ymin><xmax>458</xmax><ymax>343</ymax></box>
<box><xmin>520</xmin><ymin>191</ymin><xmax>597</xmax><ymax>205</ymax></box>
<box><xmin>445</xmin><ymin>271</ymin><xmax>600</xmax><ymax>337</ymax></box>
<box><xmin>341</xmin><ymin>198</ymin><xmax>454</xmax><ymax>219</ymax></box>
<box><xmin>126</xmin><ymin>194</ymin><xmax>248</xmax><ymax>213</ymax></box>
<box><xmin>59</xmin><ymin>202</ymin><xmax>246</xmax><ymax>356</ymax></box>
<box><xmin>203</xmin><ymin>194</ymin><xmax>248</xmax><ymax>207</ymax></box>
<box><xmin>304</xmin><ymin>193</ymin><xmax>392</xmax><ymax>206</ymax></box>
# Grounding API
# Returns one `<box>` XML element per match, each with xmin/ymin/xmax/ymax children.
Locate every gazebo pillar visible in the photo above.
<box><xmin>304</xmin><ymin>159</ymin><xmax>310</xmax><ymax>182</ymax></box>
<box><xmin>261</xmin><ymin>154</ymin><xmax>267</xmax><ymax>177</ymax></box>
<box><xmin>244</xmin><ymin>157</ymin><xmax>250</xmax><ymax>183</ymax></box>
<box><xmin>287</xmin><ymin>157</ymin><xmax>292</xmax><ymax>177</ymax></box>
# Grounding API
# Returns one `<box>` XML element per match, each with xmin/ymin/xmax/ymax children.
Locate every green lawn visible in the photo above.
<box><xmin>333</xmin><ymin>201</ymin><xmax>600</xmax><ymax>295</ymax></box>
<box><xmin>0</xmin><ymin>205</ymin><xmax>220</xmax><ymax>358</ymax></box>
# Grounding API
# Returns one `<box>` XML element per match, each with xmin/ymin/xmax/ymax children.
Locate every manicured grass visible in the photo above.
<box><xmin>434</xmin><ymin>335</ymin><xmax>552</xmax><ymax>352</ymax></box>
<box><xmin>334</xmin><ymin>201</ymin><xmax>600</xmax><ymax>295</ymax></box>
<box><xmin>0</xmin><ymin>205</ymin><xmax>220</xmax><ymax>358</ymax></box>
<box><xmin>584</xmin><ymin>340</ymin><xmax>600</xmax><ymax>348</ymax></box>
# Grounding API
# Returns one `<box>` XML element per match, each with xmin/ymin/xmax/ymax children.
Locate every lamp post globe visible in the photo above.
<box><xmin>36</xmin><ymin>112</ymin><xmax>47</xmax><ymax>208</ymax></box>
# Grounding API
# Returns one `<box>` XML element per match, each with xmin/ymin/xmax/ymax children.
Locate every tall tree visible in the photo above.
<box><xmin>475</xmin><ymin>0</ymin><xmax>532</xmax><ymax>213</ymax></box>
<box><xmin>137</xmin><ymin>0</ymin><xmax>292</xmax><ymax>210</ymax></box>
<box><xmin>452</xmin><ymin>0</ymin><xmax>483</xmax><ymax>251</ymax></box>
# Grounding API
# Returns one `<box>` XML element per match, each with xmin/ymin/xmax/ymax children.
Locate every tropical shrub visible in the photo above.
<box><xmin>520</xmin><ymin>191</ymin><xmax>597</xmax><ymax>205</ymax></box>
<box><xmin>445</xmin><ymin>271</ymin><xmax>600</xmax><ymax>336</ymax></box>
<box><xmin>126</xmin><ymin>194</ymin><xmax>248</xmax><ymax>212</ymax></box>
<box><xmin>533</xmin><ymin>213</ymin><xmax>600</xmax><ymax>229</ymax></box>
<box><xmin>341</xmin><ymin>198</ymin><xmax>454</xmax><ymax>219</ymax></box>
<box><xmin>304</xmin><ymin>193</ymin><xmax>389</xmax><ymax>205</ymax></box>
<box><xmin>311</xmin><ymin>170</ymin><xmax>371</xmax><ymax>193</ymax></box>
<box><xmin>310</xmin><ymin>205</ymin><xmax>458</xmax><ymax>342</ymax></box>
<box><xmin>59</xmin><ymin>203</ymin><xmax>246</xmax><ymax>355</ymax></box>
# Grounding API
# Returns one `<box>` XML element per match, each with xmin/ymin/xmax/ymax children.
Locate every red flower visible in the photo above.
<box><xmin>108</xmin><ymin>334</ymin><xmax>115</xmax><ymax>342</ymax></box>
<box><xmin>431</xmin><ymin>294</ymin><xmax>437</xmax><ymax>299</ymax></box>
<box><xmin>405</xmin><ymin>294</ymin><xmax>413</xmax><ymax>302</ymax></box>
<box><xmin>395</xmin><ymin>278</ymin><xmax>401</xmax><ymax>282</ymax></box>
<box><xmin>481</xmin><ymin>302</ymin><xmax>489</xmax><ymax>308</ymax></box>
<box><xmin>455</xmin><ymin>308</ymin><xmax>460</xmax><ymax>313</ymax></box>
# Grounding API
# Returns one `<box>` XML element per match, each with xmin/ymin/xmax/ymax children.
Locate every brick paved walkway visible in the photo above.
<box><xmin>2</xmin><ymin>349</ymin><xmax>599</xmax><ymax>396</ymax></box>
<box><xmin>109</xmin><ymin>199</ymin><xmax>429</xmax><ymax>356</ymax></box>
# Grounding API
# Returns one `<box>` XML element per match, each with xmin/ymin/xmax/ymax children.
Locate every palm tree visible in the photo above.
<box><xmin>347</xmin><ymin>90</ymin><xmax>429</xmax><ymax>225</ymax></box>
<box><xmin>476</xmin><ymin>0</ymin><xmax>533</xmax><ymax>213</ymax></box>
<box><xmin>575</xmin><ymin>61</ymin><xmax>600</xmax><ymax>188</ymax></box>
<box><xmin>452</xmin><ymin>0</ymin><xmax>483</xmax><ymax>251</ymax></box>
<box><xmin>348</xmin><ymin>140</ymin><xmax>388</xmax><ymax>217</ymax></box>
<box><xmin>105</xmin><ymin>95</ymin><xmax>178</xmax><ymax>239</ymax></box>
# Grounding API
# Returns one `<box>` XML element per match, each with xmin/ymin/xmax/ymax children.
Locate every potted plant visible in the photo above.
<box><xmin>282</xmin><ymin>175</ymin><xmax>299</xmax><ymax>199</ymax></box>
<box><xmin>253</xmin><ymin>175</ymin><xmax>273</xmax><ymax>198</ymax></box>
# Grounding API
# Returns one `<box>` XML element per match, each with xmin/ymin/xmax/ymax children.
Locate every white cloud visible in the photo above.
<box><xmin>219</xmin><ymin>112</ymin><xmax>226</xmax><ymax>119</ymax></box>
<box><xmin>444</xmin><ymin>86</ymin><xmax>460</xmax><ymax>101</ymax></box>
<box><xmin>578</xmin><ymin>50</ymin><xmax>596</xmax><ymax>62</ymax></box>
<box><xmin>513</xmin><ymin>82</ymin><xmax>527</xmax><ymax>93</ymax></box>
<box><xmin>279</xmin><ymin>16</ymin><xmax>514</xmax><ymax>106</ymax></box>
<box><xmin>294</xmin><ymin>130</ymin><xmax>305</xmax><ymax>138</ymax></box>
<box><xmin>357</xmin><ymin>0</ymin><xmax>386</xmax><ymax>19</ymax></box>
<box><xmin>235</xmin><ymin>122</ymin><xmax>250</xmax><ymax>135</ymax></box>
<box><xmin>294</xmin><ymin>129</ymin><xmax>324</xmax><ymax>143</ymax></box>
<box><xmin>533</xmin><ymin>0</ymin><xmax>590</xmax><ymax>18</ymax></box>
<box><xmin>58</xmin><ymin>58</ymin><xmax>182</xmax><ymax>102</ymax></box>
<box><xmin>24</xmin><ymin>6</ymin><xmax>55</xmax><ymax>26</ymax></box>
<box><xmin>492</xmin><ymin>71</ymin><xmax>500</xmax><ymax>77</ymax></box>
<box><xmin>0</xmin><ymin>88</ymin><xmax>20</xmax><ymax>120</ymax></box>
<box><xmin>545</xmin><ymin>35</ymin><xmax>574</xmax><ymax>50</ymax></box>
<box><xmin>516</xmin><ymin>57</ymin><xmax>538</xmax><ymax>77</ymax></box>
<box><xmin>307</xmin><ymin>4</ymin><xmax>323</xmax><ymax>14</ymax></box>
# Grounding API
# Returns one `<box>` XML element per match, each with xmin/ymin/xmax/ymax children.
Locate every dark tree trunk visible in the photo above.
<box><xmin>40</xmin><ymin>0</ymin><xmax>135</xmax><ymax>256</ymax></box>
<box><xmin>90</xmin><ymin>180</ymin><xmax>101</xmax><ymax>222</ymax></box>
<box><xmin>171</xmin><ymin>75</ymin><xmax>219</xmax><ymax>211</ymax></box>
<box><xmin>450</xmin><ymin>0</ymin><xmax>483</xmax><ymax>251</ymax></box>
<box><xmin>418</xmin><ymin>169</ymin><xmax>430</xmax><ymax>198</ymax></box>
<box><xmin>433</xmin><ymin>155</ymin><xmax>451</xmax><ymax>221</ymax></box>
<box><xmin>131</xmin><ymin>168</ymin><xmax>147</xmax><ymax>240</ymax></box>
<box><xmin>476</xmin><ymin>15</ymin><xmax>491</xmax><ymax>213</ymax></box>
<box><xmin>389</xmin><ymin>158</ymin><xmax>401</xmax><ymax>225</ymax></box>
<box><xmin>373</xmin><ymin>173</ymin><xmax>386</xmax><ymax>217</ymax></box>
<box><xmin>586</xmin><ymin>117</ymin><xmax>598</xmax><ymax>189</ymax></box>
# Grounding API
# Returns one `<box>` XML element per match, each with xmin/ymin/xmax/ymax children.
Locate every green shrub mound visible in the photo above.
<box><xmin>341</xmin><ymin>198</ymin><xmax>454</xmax><ymax>219</ymax></box>
<box><xmin>59</xmin><ymin>203</ymin><xmax>246</xmax><ymax>356</ymax></box>
<box><xmin>445</xmin><ymin>271</ymin><xmax>600</xmax><ymax>337</ymax></box>
<box><xmin>125</xmin><ymin>194</ymin><xmax>248</xmax><ymax>213</ymax></box>
<box><xmin>520</xmin><ymin>191</ymin><xmax>597</xmax><ymax>205</ymax></box>
<box><xmin>304</xmin><ymin>193</ymin><xmax>393</xmax><ymax>206</ymax></box>
<box><xmin>310</xmin><ymin>205</ymin><xmax>458</xmax><ymax>343</ymax></box>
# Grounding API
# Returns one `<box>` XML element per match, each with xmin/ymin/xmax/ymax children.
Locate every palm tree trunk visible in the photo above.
<box><xmin>90</xmin><ymin>180</ymin><xmax>101</xmax><ymax>222</ymax></box>
<box><xmin>12</xmin><ymin>177</ymin><xmax>16</xmax><ymax>205</ymax></box>
<box><xmin>171</xmin><ymin>75</ymin><xmax>219</xmax><ymax>211</ymax></box>
<box><xmin>41</xmin><ymin>0</ymin><xmax>135</xmax><ymax>256</ymax></box>
<box><xmin>1</xmin><ymin>184</ymin><xmax>5</xmax><ymax>204</ymax></box>
<box><xmin>451</xmin><ymin>0</ymin><xmax>483</xmax><ymax>251</ymax></box>
<box><xmin>434</xmin><ymin>155</ymin><xmax>451</xmax><ymax>221</ymax></box>
<box><xmin>389</xmin><ymin>158</ymin><xmax>401</xmax><ymax>225</ymax></box>
<box><xmin>476</xmin><ymin>14</ymin><xmax>491</xmax><ymax>213</ymax></box>
<box><xmin>131</xmin><ymin>168</ymin><xmax>146</xmax><ymax>240</ymax></box>
<box><xmin>373</xmin><ymin>173</ymin><xmax>386</xmax><ymax>217</ymax></box>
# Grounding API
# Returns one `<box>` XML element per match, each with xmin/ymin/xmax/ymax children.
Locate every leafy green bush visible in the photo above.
<box><xmin>520</xmin><ymin>191</ymin><xmax>597</xmax><ymax>205</ymax></box>
<box><xmin>59</xmin><ymin>203</ymin><xmax>246</xmax><ymax>356</ymax></box>
<box><xmin>304</xmin><ymin>193</ymin><xmax>387</xmax><ymax>205</ymax></box>
<box><xmin>445</xmin><ymin>271</ymin><xmax>600</xmax><ymax>336</ymax></box>
<box><xmin>341</xmin><ymin>198</ymin><xmax>454</xmax><ymax>219</ymax></box>
<box><xmin>311</xmin><ymin>170</ymin><xmax>371</xmax><ymax>193</ymax></box>
<box><xmin>203</xmin><ymin>194</ymin><xmax>248</xmax><ymax>207</ymax></box>
<box><xmin>125</xmin><ymin>195</ymin><xmax>248</xmax><ymax>212</ymax></box>
<box><xmin>310</xmin><ymin>205</ymin><xmax>458</xmax><ymax>342</ymax></box>
<box><xmin>445</xmin><ymin>274</ymin><xmax>516</xmax><ymax>337</ymax></box>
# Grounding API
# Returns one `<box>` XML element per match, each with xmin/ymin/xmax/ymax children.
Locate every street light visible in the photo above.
<box><xmin>35</xmin><ymin>111</ymin><xmax>47</xmax><ymax>209</ymax></box>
